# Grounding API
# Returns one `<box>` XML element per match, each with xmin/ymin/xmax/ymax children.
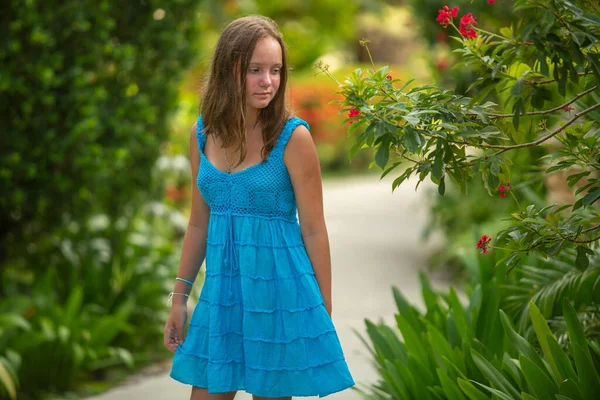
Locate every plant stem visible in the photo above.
<box><xmin>485</xmin><ymin>86</ymin><xmax>597</xmax><ymax>118</ymax></box>
<box><xmin>510</xmin><ymin>190</ymin><xmax>522</xmax><ymax>211</ymax></box>
<box><xmin>480</xmin><ymin>101</ymin><xmax>600</xmax><ymax>152</ymax></box>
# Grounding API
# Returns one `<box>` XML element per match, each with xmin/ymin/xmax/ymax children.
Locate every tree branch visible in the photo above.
<box><xmin>483</xmin><ymin>86</ymin><xmax>597</xmax><ymax>118</ymax></box>
<box><xmin>480</xmin><ymin>101</ymin><xmax>600</xmax><ymax>152</ymax></box>
<box><xmin>524</xmin><ymin>72</ymin><xmax>593</xmax><ymax>86</ymax></box>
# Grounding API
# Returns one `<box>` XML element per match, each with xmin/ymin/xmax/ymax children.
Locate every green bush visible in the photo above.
<box><xmin>0</xmin><ymin>0</ymin><xmax>202</xmax><ymax>283</ymax></box>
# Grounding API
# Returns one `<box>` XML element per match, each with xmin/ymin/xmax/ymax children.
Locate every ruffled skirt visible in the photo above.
<box><xmin>170</xmin><ymin>214</ymin><xmax>355</xmax><ymax>397</ymax></box>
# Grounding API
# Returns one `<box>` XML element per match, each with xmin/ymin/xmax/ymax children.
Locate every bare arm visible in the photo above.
<box><xmin>170</xmin><ymin>123</ymin><xmax>211</xmax><ymax>305</ymax></box>
<box><xmin>284</xmin><ymin>125</ymin><xmax>332</xmax><ymax>317</ymax></box>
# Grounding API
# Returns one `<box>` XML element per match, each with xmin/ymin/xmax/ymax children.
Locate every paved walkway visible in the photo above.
<box><xmin>89</xmin><ymin>174</ymin><xmax>445</xmax><ymax>400</ymax></box>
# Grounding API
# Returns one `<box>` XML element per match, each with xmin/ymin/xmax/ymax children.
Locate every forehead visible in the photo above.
<box><xmin>249</xmin><ymin>36</ymin><xmax>282</xmax><ymax>64</ymax></box>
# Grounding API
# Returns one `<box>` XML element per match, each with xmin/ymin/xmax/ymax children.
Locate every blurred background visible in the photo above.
<box><xmin>2</xmin><ymin>0</ymin><xmax>562</xmax><ymax>399</ymax></box>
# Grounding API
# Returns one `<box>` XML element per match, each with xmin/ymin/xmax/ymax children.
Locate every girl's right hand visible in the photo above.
<box><xmin>164</xmin><ymin>303</ymin><xmax>188</xmax><ymax>352</ymax></box>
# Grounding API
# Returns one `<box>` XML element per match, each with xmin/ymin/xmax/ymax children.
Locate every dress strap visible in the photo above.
<box><xmin>271</xmin><ymin>117</ymin><xmax>310</xmax><ymax>158</ymax></box>
<box><xmin>195</xmin><ymin>116</ymin><xmax>207</xmax><ymax>153</ymax></box>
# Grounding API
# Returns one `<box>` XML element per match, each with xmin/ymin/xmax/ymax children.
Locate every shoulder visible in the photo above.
<box><xmin>283</xmin><ymin>121</ymin><xmax>318</xmax><ymax>169</ymax></box>
<box><xmin>286</xmin><ymin>122</ymin><xmax>312</xmax><ymax>148</ymax></box>
<box><xmin>283</xmin><ymin>116</ymin><xmax>311</xmax><ymax>147</ymax></box>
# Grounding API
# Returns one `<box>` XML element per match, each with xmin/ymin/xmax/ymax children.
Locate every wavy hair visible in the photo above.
<box><xmin>200</xmin><ymin>15</ymin><xmax>292</xmax><ymax>163</ymax></box>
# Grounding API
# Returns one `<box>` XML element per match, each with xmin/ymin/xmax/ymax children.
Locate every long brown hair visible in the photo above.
<box><xmin>200</xmin><ymin>15</ymin><xmax>291</xmax><ymax>163</ymax></box>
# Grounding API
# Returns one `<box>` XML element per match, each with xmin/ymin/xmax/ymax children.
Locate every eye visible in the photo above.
<box><xmin>248</xmin><ymin>68</ymin><xmax>260</xmax><ymax>74</ymax></box>
<box><xmin>271</xmin><ymin>69</ymin><xmax>281</xmax><ymax>74</ymax></box>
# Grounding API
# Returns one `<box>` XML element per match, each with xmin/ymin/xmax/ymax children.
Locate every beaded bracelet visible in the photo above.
<box><xmin>167</xmin><ymin>292</ymin><xmax>189</xmax><ymax>306</ymax></box>
<box><xmin>176</xmin><ymin>277</ymin><xmax>194</xmax><ymax>286</ymax></box>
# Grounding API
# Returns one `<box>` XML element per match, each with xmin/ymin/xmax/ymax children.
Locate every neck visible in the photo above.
<box><xmin>245</xmin><ymin>107</ymin><xmax>260</xmax><ymax>131</ymax></box>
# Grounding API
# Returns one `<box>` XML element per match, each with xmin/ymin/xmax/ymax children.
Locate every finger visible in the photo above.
<box><xmin>165</xmin><ymin>326</ymin><xmax>179</xmax><ymax>352</ymax></box>
<box><xmin>175</xmin><ymin>323</ymin><xmax>185</xmax><ymax>345</ymax></box>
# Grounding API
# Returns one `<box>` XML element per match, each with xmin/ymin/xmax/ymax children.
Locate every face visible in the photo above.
<box><xmin>244</xmin><ymin>36</ymin><xmax>282</xmax><ymax>115</ymax></box>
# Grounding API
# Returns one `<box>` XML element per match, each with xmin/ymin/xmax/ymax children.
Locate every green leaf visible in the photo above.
<box><xmin>448</xmin><ymin>288</ymin><xmax>468</xmax><ymax>342</ymax></box>
<box><xmin>500</xmin><ymin>311</ymin><xmax>549</xmax><ymax>375</ymax></box>
<box><xmin>563</xmin><ymin>299</ymin><xmax>600</xmax><ymax>399</ymax></box>
<box><xmin>582</xmin><ymin>188</ymin><xmax>600</xmax><ymax>207</ymax></box>
<box><xmin>408</xmin><ymin>353</ymin><xmax>435</xmax><ymax>390</ymax></box>
<box><xmin>520</xmin><ymin>355</ymin><xmax>559</xmax><ymax>399</ymax></box>
<box><xmin>428</xmin><ymin>324</ymin><xmax>456</xmax><ymax>368</ymax></box>
<box><xmin>64</xmin><ymin>285</ymin><xmax>83</xmax><ymax>326</ymax></box>
<box><xmin>396</xmin><ymin>314</ymin><xmax>429</xmax><ymax>363</ymax></box>
<box><xmin>404</xmin><ymin>126</ymin><xmax>425</xmax><ymax>153</ymax></box>
<box><xmin>395</xmin><ymin>359</ymin><xmax>418</xmax><ymax>398</ymax></box>
<box><xmin>528</xmin><ymin>302</ymin><xmax>562</xmax><ymax>383</ymax></box>
<box><xmin>402</xmin><ymin>115</ymin><xmax>420</xmax><ymax>126</ymax></box>
<box><xmin>510</xmin><ymin>78</ymin><xmax>524</xmax><ymax>97</ymax></box>
<box><xmin>0</xmin><ymin>314</ymin><xmax>30</xmax><ymax>330</ymax></box>
<box><xmin>420</xmin><ymin>271</ymin><xmax>438</xmax><ymax>312</ymax></box>
<box><xmin>471</xmin><ymin>381</ymin><xmax>517</xmax><ymax>400</ymax></box>
<box><xmin>512</xmin><ymin>98</ymin><xmax>523</xmax><ymax>130</ymax></box>
<box><xmin>438</xmin><ymin>175</ymin><xmax>446</xmax><ymax>196</ymax></box>
<box><xmin>432</xmin><ymin>146</ymin><xmax>444</xmax><ymax>182</ymax></box>
<box><xmin>559</xmin><ymin>378</ymin><xmax>583</xmax><ymax>400</ymax></box>
<box><xmin>347</xmin><ymin>120</ymin><xmax>363</xmax><ymax>136</ymax></box>
<box><xmin>566</xmin><ymin>171</ymin><xmax>591</xmax><ymax>188</ymax></box>
<box><xmin>0</xmin><ymin>361</ymin><xmax>17</xmax><ymax>400</ymax></box>
<box><xmin>375</xmin><ymin>143</ymin><xmax>389</xmax><ymax>169</ymax></box>
<box><xmin>437</xmin><ymin>367</ymin><xmax>467</xmax><ymax>400</ymax></box>
<box><xmin>575</xmin><ymin>246</ymin><xmax>591</xmax><ymax>271</ymax></box>
<box><xmin>384</xmin><ymin>359</ymin><xmax>410</xmax><ymax>399</ymax></box>
<box><xmin>489</xmin><ymin>156</ymin><xmax>500</xmax><ymax>176</ymax></box>
<box><xmin>471</xmin><ymin>349</ymin><xmax>521</xmax><ymax>400</ymax></box>
<box><xmin>392</xmin><ymin>286</ymin><xmax>422</xmax><ymax>332</ymax></box>
<box><xmin>521</xmin><ymin>393</ymin><xmax>536</xmax><ymax>400</ymax></box>
<box><xmin>501</xmin><ymin>354</ymin><xmax>521</xmax><ymax>389</ymax></box>
<box><xmin>547</xmin><ymin>333</ymin><xmax>578</xmax><ymax>383</ymax></box>
<box><xmin>457</xmin><ymin>378</ymin><xmax>488</xmax><ymax>400</ymax></box>
<box><xmin>571</xmin><ymin>343</ymin><xmax>600</xmax><ymax>400</ymax></box>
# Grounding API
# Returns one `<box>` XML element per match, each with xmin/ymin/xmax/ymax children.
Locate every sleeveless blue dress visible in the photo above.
<box><xmin>170</xmin><ymin>116</ymin><xmax>355</xmax><ymax>397</ymax></box>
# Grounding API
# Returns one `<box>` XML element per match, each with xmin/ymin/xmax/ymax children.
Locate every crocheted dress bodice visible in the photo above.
<box><xmin>196</xmin><ymin>116</ymin><xmax>304</xmax><ymax>223</ymax></box>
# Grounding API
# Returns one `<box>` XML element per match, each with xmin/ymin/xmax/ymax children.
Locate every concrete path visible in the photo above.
<box><xmin>89</xmin><ymin>174</ymin><xmax>445</xmax><ymax>400</ymax></box>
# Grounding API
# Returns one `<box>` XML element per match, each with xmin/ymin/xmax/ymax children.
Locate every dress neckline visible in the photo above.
<box><xmin>198</xmin><ymin>117</ymin><xmax>296</xmax><ymax>176</ymax></box>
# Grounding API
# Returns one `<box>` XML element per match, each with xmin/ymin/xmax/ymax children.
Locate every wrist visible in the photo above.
<box><xmin>167</xmin><ymin>292</ymin><xmax>189</xmax><ymax>307</ymax></box>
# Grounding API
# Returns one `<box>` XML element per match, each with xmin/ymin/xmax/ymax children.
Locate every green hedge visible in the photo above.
<box><xmin>0</xmin><ymin>1</ymin><xmax>204</xmax><ymax>397</ymax></box>
<box><xmin>0</xmin><ymin>0</ymin><xmax>202</xmax><ymax>282</ymax></box>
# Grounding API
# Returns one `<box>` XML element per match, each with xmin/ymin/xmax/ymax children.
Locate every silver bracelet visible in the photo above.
<box><xmin>167</xmin><ymin>292</ymin><xmax>189</xmax><ymax>306</ymax></box>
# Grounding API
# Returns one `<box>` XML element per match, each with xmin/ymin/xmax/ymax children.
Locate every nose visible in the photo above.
<box><xmin>259</xmin><ymin>71</ymin><xmax>271</xmax><ymax>88</ymax></box>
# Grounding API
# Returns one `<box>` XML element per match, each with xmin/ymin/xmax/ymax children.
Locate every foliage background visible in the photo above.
<box><xmin>1</xmin><ymin>0</ymin><xmax>419</xmax><ymax>398</ymax></box>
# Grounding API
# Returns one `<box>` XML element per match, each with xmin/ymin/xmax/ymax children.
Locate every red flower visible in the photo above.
<box><xmin>386</xmin><ymin>74</ymin><xmax>392</xmax><ymax>80</ymax></box>
<box><xmin>487</xmin><ymin>0</ymin><xmax>497</xmax><ymax>3</ymax></box>
<box><xmin>476</xmin><ymin>235</ymin><xmax>492</xmax><ymax>254</ymax></box>
<box><xmin>348</xmin><ymin>107</ymin><xmax>360</xmax><ymax>124</ymax></box>
<box><xmin>563</xmin><ymin>105</ymin><xmax>574</xmax><ymax>112</ymax></box>
<box><xmin>436</xmin><ymin>5</ymin><xmax>459</xmax><ymax>27</ymax></box>
<box><xmin>459</xmin><ymin>13</ymin><xmax>478</xmax><ymax>39</ymax></box>
<box><xmin>498</xmin><ymin>181</ymin><xmax>511</xmax><ymax>198</ymax></box>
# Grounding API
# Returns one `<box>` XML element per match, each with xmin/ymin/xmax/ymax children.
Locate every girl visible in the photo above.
<box><xmin>164</xmin><ymin>15</ymin><xmax>355</xmax><ymax>400</ymax></box>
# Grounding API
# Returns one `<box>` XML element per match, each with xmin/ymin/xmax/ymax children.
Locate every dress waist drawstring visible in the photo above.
<box><xmin>224</xmin><ymin>210</ymin><xmax>236</xmax><ymax>300</ymax></box>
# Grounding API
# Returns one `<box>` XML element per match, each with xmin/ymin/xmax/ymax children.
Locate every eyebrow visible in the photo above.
<box><xmin>248</xmin><ymin>62</ymin><xmax>283</xmax><ymax>67</ymax></box>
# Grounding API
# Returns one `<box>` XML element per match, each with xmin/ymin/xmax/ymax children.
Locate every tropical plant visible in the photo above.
<box><xmin>356</xmin><ymin>275</ymin><xmax>600</xmax><ymax>399</ymax></box>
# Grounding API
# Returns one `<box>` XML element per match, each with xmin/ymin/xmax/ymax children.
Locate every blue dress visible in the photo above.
<box><xmin>170</xmin><ymin>116</ymin><xmax>355</xmax><ymax>397</ymax></box>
